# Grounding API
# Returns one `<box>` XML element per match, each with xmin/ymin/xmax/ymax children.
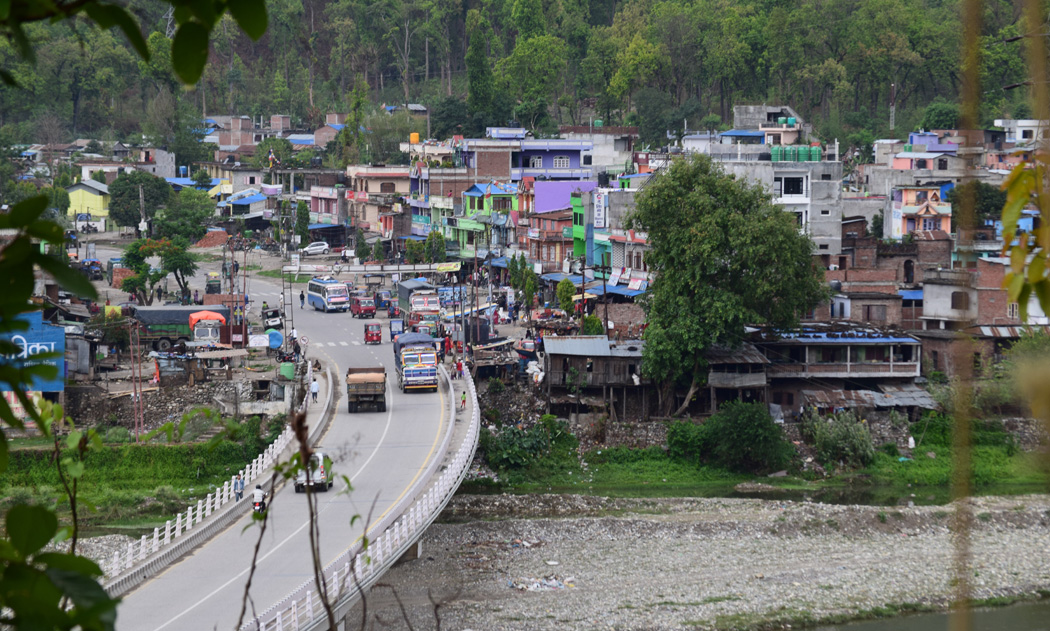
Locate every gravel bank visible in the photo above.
<box><xmin>359</xmin><ymin>494</ymin><xmax>1050</xmax><ymax>630</ymax></box>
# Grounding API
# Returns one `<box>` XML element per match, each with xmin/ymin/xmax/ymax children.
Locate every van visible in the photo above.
<box><xmin>350</xmin><ymin>295</ymin><xmax>376</xmax><ymax>319</ymax></box>
<box><xmin>294</xmin><ymin>451</ymin><xmax>333</xmax><ymax>492</ymax></box>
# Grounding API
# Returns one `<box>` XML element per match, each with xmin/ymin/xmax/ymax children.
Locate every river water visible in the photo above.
<box><xmin>816</xmin><ymin>600</ymin><xmax>1050</xmax><ymax>631</ymax></box>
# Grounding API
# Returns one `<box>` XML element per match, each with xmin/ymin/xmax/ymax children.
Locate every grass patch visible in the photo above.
<box><xmin>702</xmin><ymin>595</ymin><xmax>742</xmax><ymax>604</ymax></box>
<box><xmin>258</xmin><ymin>270</ymin><xmax>311</xmax><ymax>284</ymax></box>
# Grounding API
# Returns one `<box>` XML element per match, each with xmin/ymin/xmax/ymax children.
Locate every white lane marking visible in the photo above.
<box><xmin>327</xmin><ymin>342</ymin><xmax>337</xmax><ymax>347</ymax></box>
<box><xmin>149</xmin><ymin>351</ymin><xmax>397</xmax><ymax>631</ymax></box>
<box><xmin>339</xmin><ymin>341</ymin><xmax>349</xmax><ymax>346</ymax></box>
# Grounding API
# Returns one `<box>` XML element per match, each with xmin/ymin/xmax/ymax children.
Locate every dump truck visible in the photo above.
<box><xmin>345</xmin><ymin>366</ymin><xmax>387</xmax><ymax>412</ymax></box>
<box><xmin>392</xmin><ymin>332</ymin><xmax>439</xmax><ymax>392</ymax></box>
<box><xmin>130</xmin><ymin>305</ymin><xmax>230</xmax><ymax>350</ymax></box>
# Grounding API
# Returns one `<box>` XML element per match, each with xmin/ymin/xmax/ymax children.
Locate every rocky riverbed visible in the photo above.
<box><xmin>355</xmin><ymin>493</ymin><xmax>1050</xmax><ymax>631</ymax></box>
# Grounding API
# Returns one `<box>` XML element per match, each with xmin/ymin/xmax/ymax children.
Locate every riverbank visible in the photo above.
<box><xmin>360</xmin><ymin>493</ymin><xmax>1050</xmax><ymax>631</ymax></box>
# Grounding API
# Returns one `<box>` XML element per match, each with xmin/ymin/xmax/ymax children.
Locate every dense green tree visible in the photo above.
<box><xmin>512</xmin><ymin>0</ymin><xmax>546</xmax><ymax>41</ymax></box>
<box><xmin>498</xmin><ymin>34</ymin><xmax>568</xmax><ymax>129</ymax></box>
<box><xmin>155</xmin><ymin>188</ymin><xmax>216</xmax><ymax>242</ymax></box>
<box><xmin>405</xmin><ymin>239</ymin><xmax>425</xmax><ymax>263</ymax></box>
<box><xmin>354</xmin><ymin>227</ymin><xmax>370</xmax><ymax>259</ymax></box>
<box><xmin>556</xmin><ymin>277</ymin><xmax>576</xmax><ymax>313</ymax></box>
<box><xmin>920</xmin><ymin>99</ymin><xmax>960</xmax><ymax>130</ymax></box>
<box><xmin>633</xmin><ymin>87</ymin><xmax>673</xmax><ymax>147</ymax></box>
<box><xmin>667</xmin><ymin>402</ymin><xmax>793</xmax><ymax>473</ymax></box>
<box><xmin>191</xmin><ymin>169</ymin><xmax>214</xmax><ymax>189</ymax></box>
<box><xmin>627</xmin><ymin>155</ymin><xmax>827</xmax><ymax>416</ymax></box>
<box><xmin>424</xmin><ymin>229</ymin><xmax>446</xmax><ymax>262</ymax></box>
<box><xmin>120</xmin><ymin>238</ymin><xmax>173</xmax><ymax>305</ymax></box>
<box><xmin>161</xmin><ymin>236</ymin><xmax>200</xmax><ymax>299</ymax></box>
<box><xmin>466</xmin><ymin>10</ymin><xmax>496</xmax><ymax>121</ymax></box>
<box><xmin>429</xmin><ymin>96</ymin><xmax>469</xmax><ymax>140</ymax></box>
<box><xmin>108</xmin><ymin>171</ymin><xmax>172</xmax><ymax>229</ymax></box>
<box><xmin>946</xmin><ymin>181</ymin><xmax>1007</xmax><ymax>225</ymax></box>
<box><xmin>294</xmin><ymin>200</ymin><xmax>310</xmax><ymax>245</ymax></box>
<box><xmin>371</xmin><ymin>239</ymin><xmax>385</xmax><ymax>262</ymax></box>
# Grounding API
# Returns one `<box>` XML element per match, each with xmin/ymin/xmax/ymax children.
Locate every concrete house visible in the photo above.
<box><xmin>67</xmin><ymin>180</ymin><xmax>110</xmax><ymax>226</ymax></box>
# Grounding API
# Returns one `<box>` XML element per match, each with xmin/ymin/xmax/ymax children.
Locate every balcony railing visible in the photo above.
<box><xmin>510</xmin><ymin>167</ymin><xmax>594</xmax><ymax>180</ymax></box>
<box><xmin>707</xmin><ymin>372</ymin><xmax>768</xmax><ymax>388</ymax></box>
<box><xmin>767</xmin><ymin>362</ymin><xmax>919</xmax><ymax>377</ymax></box>
<box><xmin>924</xmin><ymin>268</ymin><xmax>973</xmax><ymax>287</ymax></box>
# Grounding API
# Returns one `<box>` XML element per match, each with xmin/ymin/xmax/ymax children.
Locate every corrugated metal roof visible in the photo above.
<box><xmin>231</xmin><ymin>194</ymin><xmax>266</xmax><ymax>205</ymax></box>
<box><xmin>895</xmin><ymin>151</ymin><xmax>948</xmax><ymax>159</ymax></box>
<box><xmin>804</xmin><ymin>386</ymin><xmax>938</xmax><ymax>409</ymax></box>
<box><xmin>195</xmin><ymin>349</ymin><xmax>249</xmax><ymax>359</ymax></box>
<box><xmin>877</xmin><ymin>384</ymin><xmax>939</xmax><ymax>409</ymax></box>
<box><xmin>542</xmin><ymin>335</ymin><xmax>613</xmax><ymax>357</ymax></box>
<box><xmin>705</xmin><ymin>343</ymin><xmax>769</xmax><ymax>365</ymax></box>
<box><xmin>973</xmin><ymin>325</ymin><xmax>1050</xmax><ymax>338</ymax></box>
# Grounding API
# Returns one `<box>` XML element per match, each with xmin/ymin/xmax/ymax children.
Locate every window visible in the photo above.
<box><xmin>782</xmin><ymin>177</ymin><xmax>804</xmax><ymax>195</ymax></box>
<box><xmin>922</xmin><ymin>217</ymin><xmax>938</xmax><ymax>230</ymax></box>
<box><xmin>1008</xmin><ymin>302</ymin><xmax>1019</xmax><ymax>319</ymax></box>
<box><xmin>529</xmin><ymin>155</ymin><xmax>543</xmax><ymax>168</ymax></box>
<box><xmin>1023</xmin><ymin>129</ymin><xmax>1034</xmax><ymax>139</ymax></box>
<box><xmin>951</xmin><ymin>291</ymin><xmax>970</xmax><ymax>310</ymax></box>
<box><xmin>904</xmin><ymin>260</ymin><xmax>915</xmax><ymax>284</ymax></box>
<box><xmin>864</xmin><ymin>305</ymin><xmax>887</xmax><ymax>322</ymax></box>
<box><xmin>582</xmin><ymin>155</ymin><xmax>592</xmax><ymax>166</ymax></box>
<box><xmin>915</xmin><ymin>159</ymin><xmax>927</xmax><ymax>169</ymax></box>
<box><xmin>916</xmin><ymin>190</ymin><xmax>928</xmax><ymax>202</ymax></box>
<box><xmin>818</xmin><ymin>244</ymin><xmax>829</xmax><ymax>250</ymax></box>
<box><xmin>380</xmin><ymin>182</ymin><xmax>395</xmax><ymax>193</ymax></box>
<box><xmin>634</xmin><ymin>252</ymin><xmax>642</xmax><ymax>269</ymax></box>
<box><xmin>937</xmin><ymin>158</ymin><xmax>948</xmax><ymax>170</ymax></box>
<box><xmin>247</xmin><ymin>176</ymin><xmax>257</xmax><ymax>185</ymax></box>
<box><xmin>820</xmin><ymin>210</ymin><xmax>831</xmax><ymax>216</ymax></box>
<box><xmin>553</xmin><ymin>155</ymin><xmax>570</xmax><ymax>168</ymax></box>
<box><xmin>931</xmin><ymin>350</ymin><xmax>939</xmax><ymax>370</ymax></box>
<box><xmin>821</xmin><ymin>173</ymin><xmax>831</xmax><ymax>180</ymax></box>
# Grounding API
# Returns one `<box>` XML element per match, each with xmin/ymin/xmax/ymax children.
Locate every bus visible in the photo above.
<box><xmin>306</xmin><ymin>276</ymin><xmax>350</xmax><ymax>312</ymax></box>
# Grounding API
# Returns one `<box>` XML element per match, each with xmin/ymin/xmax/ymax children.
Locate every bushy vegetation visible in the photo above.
<box><xmin>479</xmin><ymin>414</ymin><xmax>578</xmax><ymax>483</ymax></box>
<box><xmin>667</xmin><ymin>402</ymin><xmax>793</xmax><ymax>474</ymax></box>
<box><xmin>801</xmin><ymin>410</ymin><xmax>876</xmax><ymax>470</ymax></box>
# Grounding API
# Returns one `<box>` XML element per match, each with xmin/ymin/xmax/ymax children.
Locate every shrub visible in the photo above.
<box><xmin>802</xmin><ymin>410</ymin><xmax>875</xmax><ymax>469</ymax></box>
<box><xmin>879</xmin><ymin>442</ymin><xmax>900</xmax><ymax>457</ymax></box>
<box><xmin>581</xmin><ymin>314</ymin><xmax>604</xmax><ymax>335</ymax></box>
<box><xmin>910</xmin><ymin>411</ymin><xmax>1011</xmax><ymax>449</ymax></box>
<box><xmin>487</xmin><ymin>377</ymin><xmax>504</xmax><ymax>395</ymax></box>
<box><xmin>104</xmin><ymin>426</ymin><xmax>132</xmax><ymax>443</ymax></box>
<box><xmin>481</xmin><ymin>415</ymin><xmax>577</xmax><ymax>471</ymax></box>
<box><xmin>668</xmin><ymin>402</ymin><xmax>792</xmax><ymax>474</ymax></box>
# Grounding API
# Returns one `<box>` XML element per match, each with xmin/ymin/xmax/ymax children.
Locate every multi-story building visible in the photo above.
<box><xmin>345</xmin><ymin>165</ymin><xmax>411</xmax><ymax>232</ymax></box>
<box><xmin>525</xmin><ymin>208</ymin><xmax>573</xmax><ymax>272</ymax></box>
<box><xmin>449</xmin><ymin>181</ymin><xmax>518</xmax><ymax>258</ymax></box>
<box><xmin>889</xmin><ymin>185</ymin><xmax>952</xmax><ymax>238</ymax></box>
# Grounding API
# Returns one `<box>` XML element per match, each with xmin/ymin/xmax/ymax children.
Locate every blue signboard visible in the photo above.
<box><xmin>0</xmin><ymin>312</ymin><xmax>66</xmax><ymax>392</ymax></box>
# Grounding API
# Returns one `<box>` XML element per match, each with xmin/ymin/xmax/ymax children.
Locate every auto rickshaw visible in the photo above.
<box><xmin>205</xmin><ymin>271</ymin><xmax>222</xmax><ymax>294</ymax></box>
<box><xmin>389</xmin><ymin>318</ymin><xmax>404</xmax><ymax>341</ymax></box>
<box><xmin>387</xmin><ymin>298</ymin><xmax>401</xmax><ymax>318</ymax></box>
<box><xmin>364</xmin><ymin>322</ymin><xmax>382</xmax><ymax>344</ymax></box>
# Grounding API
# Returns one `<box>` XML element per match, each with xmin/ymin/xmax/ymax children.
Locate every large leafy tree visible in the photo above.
<box><xmin>120</xmin><ymin>238</ymin><xmax>172</xmax><ymax>305</ymax></box>
<box><xmin>161</xmin><ymin>236</ymin><xmax>200</xmax><ymax>300</ymax></box>
<box><xmin>294</xmin><ymin>200</ymin><xmax>310</xmax><ymax>245</ymax></box>
<box><xmin>627</xmin><ymin>155</ymin><xmax>827</xmax><ymax>416</ymax></box>
<box><xmin>108</xmin><ymin>171</ymin><xmax>172</xmax><ymax>229</ymax></box>
<box><xmin>424</xmin><ymin>230</ymin><xmax>446</xmax><ymax>263</ymax></box>
<box><xmin>946</xmin><ymin>181</ymin><xmax>1006</xmax><ymax>226</ymax></box>
<box><xmin>155</xmin><ymin>187</ymin><xmax>215</xmax><ymax>243</ymax></box>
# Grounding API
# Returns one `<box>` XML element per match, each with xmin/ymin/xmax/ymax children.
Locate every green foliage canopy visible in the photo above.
<box><xmin>108</xmin><ymin>171</ymin><xmax>172</xmax><ymax>229</ymax></box>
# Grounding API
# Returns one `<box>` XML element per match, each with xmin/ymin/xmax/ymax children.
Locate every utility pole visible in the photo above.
<box><xmin>889</xmin><ymin>83</ymin><xmax>897</xmax><ymax>132</ymax></box>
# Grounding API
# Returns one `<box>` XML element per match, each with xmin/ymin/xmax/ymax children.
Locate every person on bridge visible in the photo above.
<box><xmin>234</xmin><ymin>474</ymin><xmax>244</xmax><ymax>501</ymax></box>
<box><xmin>460</xmin><ymin>391</ymin><xmax>466</xmax><ymax>411</ymax></box>
<box><xmin>300</xmin><ymin>290</ymin><xmax>305</xmax><ymax>308</ymax></box>
<box><xmin>311</xmin><ymin>377</ymin><xmax>319</xmax><ymax>402</ymax></box>
<box><xmin>252</xmin><ymin>485</ymin><xmax>266</xmax><ymax>510</ymax></box>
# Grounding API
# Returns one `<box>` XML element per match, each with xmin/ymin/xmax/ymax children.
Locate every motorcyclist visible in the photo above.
<box><xmin>252</xmin><ymin>484</ymin><xmax>266</xmax><ymax>511</ymax></box>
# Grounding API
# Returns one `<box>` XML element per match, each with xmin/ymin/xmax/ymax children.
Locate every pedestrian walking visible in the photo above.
<box><xmin>311</xmin><ymin>377</ymin><xmax>319</xmax><ymax>402</ymax></box>
<box><xmin>460</xmin><ymin>391</ymin><xmax>466</xmax><ymax>410</ymax></box>
<box><xmin>300</xmin><ymin>290</ymin><xmax>305</xmax><ymax>309</ymax></box>
<box><xmin>293</xmin><ymin>340</ymin><xmax>302</xmax><ymax>363</ymax></box>
<box><xmin>456</xmin><ymin>359</ymin><xmax>463</xmax><ymax>380</ymax></box>
<box><xmin>290</xmin><ymin>327</ymin><xmax>298</xmax><ymax>343</ymax></box>
<box><xmin>233</xmin><ymin>474</ymin><xmax>245</xmax><ymax>501</ymax></box>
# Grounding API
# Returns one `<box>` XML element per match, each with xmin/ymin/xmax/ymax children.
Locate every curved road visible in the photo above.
<box><xmin>117</xmin><ymin>277</ymin><xmax>448</xmax><ymax>631</ymax></box>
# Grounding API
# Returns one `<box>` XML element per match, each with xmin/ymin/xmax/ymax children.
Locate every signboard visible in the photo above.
<box><xmin>562</xmin><ymin>226</ymin><xmax>572</xmax><ymax>238</ymax></box>
<box><xmin>608</xmin><ymin>269</ymin><xmax>622</xmax><ymax>286</ymax></box>
<box><xmin>299</xmin><ymin>336</ymin><xmax>310</xmax><ymax>346</ymax></box>
<box><xmin>248</xmin><ymin>335</ymin><xmax>270</xmax><ymax>348</ymax></box>
<box><xmin>232</xmin><ymin>334</ymin><xmax>244</xmax><ymax>343</ymax></box>
<box><xmin>0</xmin><ymin>312</ymin><xmax>66</xmax><ymax>392</ymax></box>
<box><xmin>528</xmin><ymin>228</ymin><xmax>539</xmax><ymax>239</ymax></box>
<box><xmin>346</xmin><ymin>191</ymin><xmax>355</xmax><ymax>200</ymax></box>
<box><xmin>628</xmin><ymin>278</ymin><xmax>644</xmax><ymax>290</ymax></box>
<box><xmin>434</xmin><ymin>262</ymin><xmax>462</xmax><ymax>273</ymax></box>
<box><xmin>356</xmin><ymin>192</ymin><xmax>369</xmax><ymax>202</ymax></box>
<box><xmin>593</xmin><ymin>189</ymin><xmax>608</xmax><ymax>229</ymax></box>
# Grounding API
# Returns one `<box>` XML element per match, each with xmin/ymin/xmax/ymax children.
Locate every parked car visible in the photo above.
<box><xmin>299</xmin><ymin>241</ymin><xmax>330</xmax><ymax>256</ymax></box>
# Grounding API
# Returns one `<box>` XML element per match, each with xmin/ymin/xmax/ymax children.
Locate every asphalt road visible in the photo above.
<box><xmin>116</xmin><ymin>275</ymin><xmax>449</xmax><ymax>631</ymax></box>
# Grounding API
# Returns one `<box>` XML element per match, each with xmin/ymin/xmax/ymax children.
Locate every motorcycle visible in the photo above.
<box><xmin>252</xmin><ymin>498</ymin><xmax>266</xmax><ymax>514</ymax></box>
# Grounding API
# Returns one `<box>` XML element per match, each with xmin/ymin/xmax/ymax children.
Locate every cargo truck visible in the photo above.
<box><xmin>130</xmin><ymin>305</ymin><xmax>231</xmax><ymax>350</ymax></box>
<box><xmin>392</xmin><ymin>332</ymin><xmax>439</xmax><ymax>392</ymax></box>
<box><xmin>345</xmin><ymin>366</ymin><xmax>387</xmax><ymax>412</ymax></box>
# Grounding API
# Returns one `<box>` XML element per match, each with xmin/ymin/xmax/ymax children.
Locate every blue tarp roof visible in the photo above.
<box><xmin>619</xmin><ymin>173</ymin><xmax>650</xmax><ymax>179</ymax></box>
<box><xmin>590</xmin><ymin>285</ymin><xmax>646</xmax><ymax>297</ymax></box>
<box><xmin>166</xmin><ymin>177</ymin><xmax>221</xmax><ymax>188</ymax></box>
<box><xmin>720</xmin><ymin>129</ymin><xmax>765</xmax><ymax>137</ymax></box>
<box><xmin>898</xmin><ymin>289</ymin><xmax>923</xmax><ymax>301</ymax></box>
<box><xmin>329</xmin><ymin>123</ymin><xmax>345</xmax><ymax>130</ymax></box>
<box><xmin>308</xmin><ymin>223</ymin><xmax>342</xmax><ymax>230</ymax></box>
<box><xmin>231</xmin><ymin>194</ymin><xmax>266</xmax><ymax>205</ymax></box>
<box><xmin>398</xmin><ymin>235</ymin><xmax>427</xmax><ymax>241</ymax></box>
<box><xmin>463</xmin><ymin>182</ymin><xmax>517</xmax><ymax>197</ymax></box>
<box><xmin>490</xmin><ymin>256</ymin><xmax>508</xmax><ymax>268</ymax></box>
<box><xmin>540</xmin><ymin>273</ymin><xmax>584</xmax><ymax>285</ymax></box>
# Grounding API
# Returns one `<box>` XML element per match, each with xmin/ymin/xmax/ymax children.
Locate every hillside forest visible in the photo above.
<box><xmin>0</xmin><ymin>0</ymin><xmax>1035</xmax><ymax>154</ymax></box>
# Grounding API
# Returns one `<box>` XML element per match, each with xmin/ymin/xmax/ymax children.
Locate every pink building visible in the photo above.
<box><xmin>890</xmin><ymin>186</ymin><xmax>951</xmax><ymax>239</ymax></box>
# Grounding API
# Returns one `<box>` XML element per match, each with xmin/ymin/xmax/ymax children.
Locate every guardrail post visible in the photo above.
<box><xmin>164</xmin><ymin>519</ymin><xmax>171</xmax><ymax>544</ymax></box>
<box><xmin>111</xmin><ymin>551</ymin><xmax>119</xmax><ymax>575</ymax></box>
<box><xmin>139</xmin><ymin>535</ymin><xmax>147</xmax><ymax>560</ymax></box>
<box><xmin>275</xmin><ymin>610</ymin><xmax>282</xmax><ymax>631</ymax></box>
<box><xmin>186</xmin><ymin>505</ymin><xmax>193</xmax><ymax>530</ymax></box>
<box><xmin>291</xmin><ymin>600</ymin><xmax>299</xmax><ymax>631</ymax></box>
<box><xmin>152</xmin><ymin>527</ymin><xmax>159</xmax><ymax>554</ymax></box>
<box><xmin>175</xmin><ymin>514</ymin><xmax>182</xmax><ymax>538</ymax></box>
<box><xmin>125</xmin><ymin>542</ymin><xmax>134</xmax><ymax>569</ymax></box>
<box><xmin>197</xmin><ymin>499</ymin><xmax>204</xmax><ymax>524</ymax></box>
<box><xmin>305</xmin><ymin>591</ymin><xmax>313</xmax><ymax>621</ymax></box>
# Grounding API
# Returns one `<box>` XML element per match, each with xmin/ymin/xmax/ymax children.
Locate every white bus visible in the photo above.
<box><xmin>306</xmin><ymin>277</ymin><xmax>350</xmax><ymax>312</ymax></box>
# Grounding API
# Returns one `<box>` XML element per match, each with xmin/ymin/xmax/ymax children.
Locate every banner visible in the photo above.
<box><xmin>593</xmin><ymin>189</ymin><xmax>608</xmax><ymax>229</ymax></box>
<box><xmin>248</xmin><ymin>335</ymin><xmax>270</xmax><ymax>348</ymax></box>
<box><xmin>435</xmin><ymin>262</ymin><xmax>462</xmax><ymax>272</ymax></box>
<box><xmin>0</xmin><ymin>312</ymin><xmax>66</xmax><ymax>392</ymax></box>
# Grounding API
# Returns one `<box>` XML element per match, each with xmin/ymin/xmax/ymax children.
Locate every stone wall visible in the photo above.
<box><xmin>66</xmin><ymin>381</ymin><xmax>254</xmax><ymax>431</ymax></box>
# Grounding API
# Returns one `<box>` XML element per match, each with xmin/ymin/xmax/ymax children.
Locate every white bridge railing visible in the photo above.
<box><xmin>240</xmin><ymin>365</ymin><xmax>479</xmax><ymax>631</ymax></box>
<box><xmin>103</xmin><ymin>363</ymin><xmax>317</xmax><ymax>597</ymax></box>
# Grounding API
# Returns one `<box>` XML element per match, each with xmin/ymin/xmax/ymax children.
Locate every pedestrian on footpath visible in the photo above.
<box><xmin>460</xmin><ymin>391</ymin><xmax>466</xmax><ymax>411</ymax></box>
<box><xmin>300</xmin><ymin>290</ymin><xmax>305</xmax><ymax>309</ymax></box>
<box><xmin>291</xmin><ymin>327</ymin><xmax>298</xmax><ymax>342</ymax></box>
<box><xmin>234</xmin><ymin>474</ymin><xmax>244</xmax><ymax>501</ymax></box>
<box><xmin>311</xmin><ymin>377</ymin><xmax>319</xmax><ymax>402</ymax></box>
<box><xmin>456</xmin><ymin>359</ymin><xmax>463</xmax><ymax>380</ymax></box>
